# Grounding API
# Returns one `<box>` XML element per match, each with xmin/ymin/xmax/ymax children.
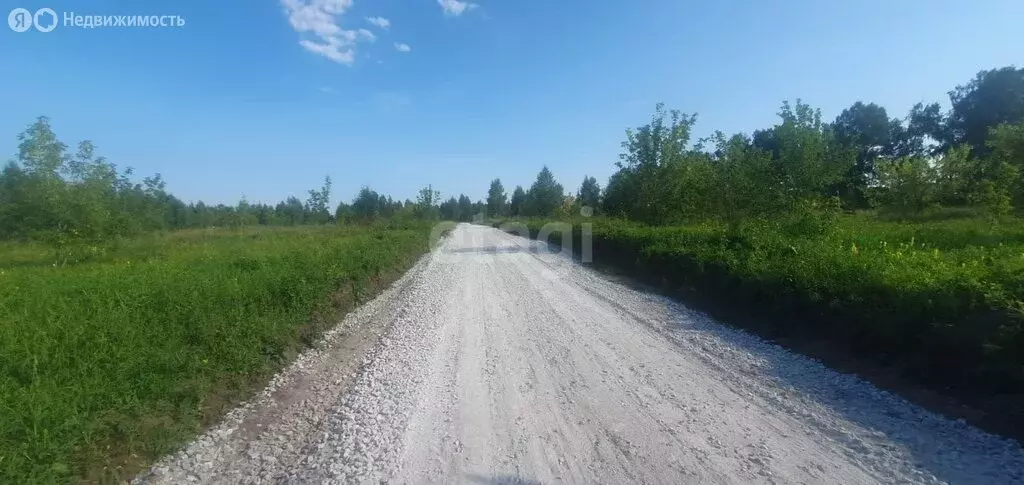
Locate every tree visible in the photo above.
<box><xmin>947</xmin><ymin>67</ymin><xmax>1024</xmax><ymax>155</ymax></box>
<box><xmin>933</xmin><ymin>145</ymin><xmax>977</xmax><ymax>207</ymax></box>
<box><xmin>771</xmin><ymin>100</ymin><xmax>853</xmax><ymax>205</ymax></box>
<box><xmin>61</xmin><ymin>140</ymin><xmax>121</xmax><ymax>241</ymax></box>
<box><xmin>906</xmin><ymin>102</ymin><xmax>946</xmax><ymax>155</ymax></box>
<box><xmin>414</xmin><ymin>184</ymin><xmax>441</xmax><ymax>220</ymax></box>
<box><xmin>233</xmin><ymin>197</ymin><xmax>258</xmax><ymax>228</ymax></box>
<box><xmin>873</xmin><ymin>157</ymin><xmax>937</xmax><ymax>215</ymax></box>
<box><xmin>275</xmin><ymin>196</ymin><xmax>305</xmax><ymax>225</ymax></box>
<box><xmin>601</xmin><ymin>170</ymin><xmax>633</xmax><ymax>218</ymax></box>
<box><xmin>833</xmin><ymin>102</ymin><xmax>892</xmax><ymax>157</ymax></box>
<box><xmin>988</xmin><ymin>121</ymin><xmax>1024</xmax><ymax>168</ymax></box>
<box><xmin>486</xmin><ymin>178</ymin><xmax>507</xmax><ymax>217</ymax></box>
<box><xmin>523</xmin><ymin>166</ymin><xmax>564</xmax><ymax>217</ymax></box>
<box><xmin>931</xmin><ymin>125</ymin><xmax>1022</xmax><ymax>215</ymax></box>
<box><xmin>379</xmin><ymin>195</ymin><xmax>402</xmax><ymax>218</ymax></box>
<box><xmin>18</xmin><ymin>116</ymin><xmax>67</xmax><ymax>178</ymax></box>
<box><xmin>334</xmin><ymin>202</ymin><xmax>351</xmax><ymax>224</ymax></box>
<box><xmin>457</xmin><ymin>194</ymin><xmax>473</xmax><ymax>222</ymax></box>
<box><xmin>707</xmin><ymin>132</ymin><xmax>780</xmax><ymax>230</ymax></box>
<box><xmin>0</xmin><ymin>117</ymin><xmax>207</xmax><ymax>260</ymax></box>
<box><xmin>471</xmin><ymin>200</ymin><xmax>486</xmax><ymax>220</ymax></box>
<box><xmin>577</xmin><ymin>176</ymin><xmax>600</xmax><ymax>211</ymax></box>
<box><xmin>556</xmin><ymin>194</ymin><xmax>578</xmax><ymax>218</ymax></box>
<box><xmin>13</xmin><ymin>117</ymin><xmax>71</xmax><ymax>243</ymax></box>
<box><xmin>508</xmin><ymin>186</ymin><xmax>526</xmax><ymax>217</ymax></box>
<box><xmin>351</xmin><ymin>186</ymin><xmax>380</xmax><ymax>221</ymax></box>
<box><xmin>611</xmin><ymin>103</ymin><xmax>699</xmax><ymax>223</ymax></box>
<box><xmin>0</xmin><ymin>162</ymin><xmax>29</xmax><ymax>238</ymax></box>
<box><xmin>305</xmin><ymin>175</ymin><xmax>332</xmax><ymax>224</ymax></box>
<box><xmin>439</xmin><ymin>196</ymin><xmax>460</xmax><ymax>221</ymax></box>
<box><xmin>987</xmin><ymin>121</ymin><xmax>1024</xmax><ymax>208</ymax></box>
<box><xmin>3</xmin><ymin>115</ymin><xmax>474</xmax><ymax>245</ymax></box>
<box><xmin>751</xmin><ymin>127</ymin><xmax>780</xmax><ymax>160</ymax></box>
<box><xmin>832</xmin><ymin>102</ymin><xmax>896</xmax><ymax>206</ymax></box>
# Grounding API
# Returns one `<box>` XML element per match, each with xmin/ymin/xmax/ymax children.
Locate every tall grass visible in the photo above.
<box><xmin>0</xmin><ymin>224</ymin><xmax>432</xmax><ymax>483</ymax></box>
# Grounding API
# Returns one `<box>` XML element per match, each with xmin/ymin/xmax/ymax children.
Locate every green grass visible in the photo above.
<box><xmin>0</xmin><ymin>224</ymin><xmax>433</xmax><ymax>483</ymax></box>
<box><xmin>491</xmin><ymin>214</ymin><xmax>1024</xmax><ymax>407</ymax></box>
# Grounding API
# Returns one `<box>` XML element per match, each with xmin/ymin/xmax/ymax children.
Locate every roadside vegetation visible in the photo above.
<box><xmin>0</xmin><ymin>120</ymin><xmax>459</xmax><ymax>482</ymax></box>
<box><xmin>480</xmin><ymin>66</ymin><xmax>1024</xmax><ymax>436</ymax></box>
<box><xmin>2</xmin><ymin>64</ymin><xmax>1023</xmax><ymax>480</ymax></box>
<box><xmin>0</xmin><ymin>225</ymin><xmax>433</xmax><ymax>483</ymax></box>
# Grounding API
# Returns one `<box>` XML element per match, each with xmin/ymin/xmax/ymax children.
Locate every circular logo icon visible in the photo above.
<box><xmin>8</xmin><ymin>8</ymin><xmax>32</xmax><ymax>32</ymax></box>
<box><xmin>33</xmin><ymin>8</ymin><xmax>57</xmax><ymax>33</ymax></box>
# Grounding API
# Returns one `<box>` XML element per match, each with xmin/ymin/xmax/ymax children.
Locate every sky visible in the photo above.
<box><xmin>2</xmin><ymin>0</ymin><xmax>1022</xmax><ymax>206</ymax></box>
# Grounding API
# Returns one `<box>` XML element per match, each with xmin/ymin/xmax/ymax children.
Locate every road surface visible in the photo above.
<box><xmin>139</xmin><ymin>223</ymin><xmax>1024</xmax><ymax>484</ymax></box>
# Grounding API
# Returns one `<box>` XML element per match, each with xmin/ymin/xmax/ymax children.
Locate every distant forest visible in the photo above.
<box><xmin>2</xmin><ymin>66</ymin><xmax>1022</xmax><ymax>249</ymax></box>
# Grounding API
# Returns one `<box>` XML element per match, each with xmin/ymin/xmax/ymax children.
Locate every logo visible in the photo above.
<box><xmin>8</xmin><ymin>8</ymin><xmax>31</xmax><ymax>32</ymax></box>
<box><xmin>34</xmin><ymin>8</ymin><xmax>57</xmax><ymax>32</ymax></box>
<box><xmin>8</xmin><ymin>7</ymin><xmax>57</xmax><ymax>32</ymax></box>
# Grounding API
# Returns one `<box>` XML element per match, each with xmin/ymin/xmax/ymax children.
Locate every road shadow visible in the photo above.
<box><xmin>464</xmin><ymin>473</ymin><xmax>543</xmax><ymax>485</ymax></box>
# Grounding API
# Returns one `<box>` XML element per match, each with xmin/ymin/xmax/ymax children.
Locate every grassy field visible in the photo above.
<box><xmin>0</xmin><ymin>224</ymin><xmax>433</xmax><ymax>483</ymax></box>
<box><xmin>490</xmin><ymin>214</ymin><xmax>1024</xmax><ymax>434</ymax></box>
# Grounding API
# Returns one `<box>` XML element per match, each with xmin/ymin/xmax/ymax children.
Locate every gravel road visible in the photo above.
<box><xmin>139</xmin><ymin>223</ymin><xmax>1024</xmax><ymax>484</ymax></box>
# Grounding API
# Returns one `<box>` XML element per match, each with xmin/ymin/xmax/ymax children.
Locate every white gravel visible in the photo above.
<box><xmin>138</xmin><ymin>223</ymin><xmax>1024</xmax><ymax>484</ymax></box>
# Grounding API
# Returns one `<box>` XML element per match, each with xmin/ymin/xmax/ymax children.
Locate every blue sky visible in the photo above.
<box><xmin>2</xmin><ymin>0</ymin><xmax>1022</xmax><ymax>206</ymax></box>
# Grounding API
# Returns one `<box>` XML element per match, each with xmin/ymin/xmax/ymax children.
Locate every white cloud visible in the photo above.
<box><xmin>394</xmin><ymin>42</ymin><xmax>411</xmax><ymax>52</ymax></box>
<box><xmin>281</xmin><ymin>0</ymin><xmax>380</xmax><ymax>65</ymax></box>
<box><xmin>438</xmin><ymin>0</ymin><xmax>477</xmax><ymax>16</ymax></box>
<box><xmin>365</xmin><ymin>16</ymin><xmax>390</xmax><ymax>29</ymax></box>
<box><xmin>357</xmin><ymin>28</ymin><xmax>376</xmax><ymax>42</ymax></box>
<box><xmin>299</xmin><ymin>38</ymin><xmax>355</xmax><ymax>64</ymax></box>
<box><xmin>282</xmin><ymin>0</ymin><xmax>351</xmax><ymax>37</ymax></box>
<box><xmin>319</xmin><ymin>86</ymin><xmax>335</xmax><ymax>94</ymax></box>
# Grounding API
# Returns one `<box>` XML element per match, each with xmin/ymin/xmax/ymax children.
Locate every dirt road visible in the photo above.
<box><xmin>139</xmin><ymin>223</ymin><xmax>1024</xmax><ymax>484</ymax></box>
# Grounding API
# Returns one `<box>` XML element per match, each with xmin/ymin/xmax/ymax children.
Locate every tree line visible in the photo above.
<box><xmin>3</xmin><ymin>65</ymin><xmax>1021</xmax><ymax>252</ymax></box>
<box><xmin>475</xmin><ymin>66</ymin><xmax>1024</xmax><ymax>227</ymax></box>
<box><xmin>0</xmin><ymin>118</ymin><xmax>486</xmax><ymax>254</ymax></box>
<box><xmin>600</xmin><ymin>66</ymin><xmax>1024</xmax><ymax>226</ymax></box>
